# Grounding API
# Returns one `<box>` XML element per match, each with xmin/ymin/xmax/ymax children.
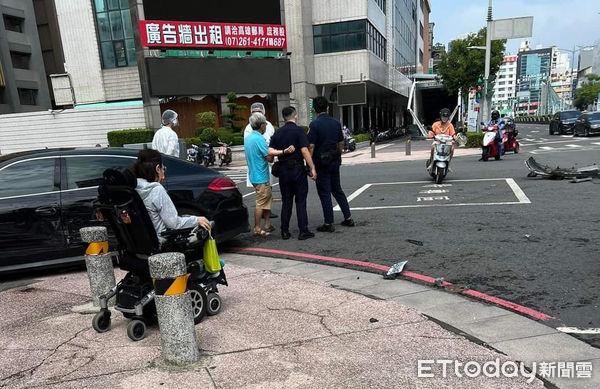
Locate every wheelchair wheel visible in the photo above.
<box><xmin>206</xmin><ymin>292</ymin><xmax>222</xmax><ymax>316</ymax></box>
<box><xmin>126</xmin><ymin>319</ymin><xmax>147</xmax><ymax>341</ymax></box>
<box><xmin>92</xmin><ymin>310</ymin><xmax>111</xmax><ymax>333</ymax></box>
<box><xmin>188</xmin><ymin>283</ymin><xmax>208</xmax><ymax>324</ymax></box>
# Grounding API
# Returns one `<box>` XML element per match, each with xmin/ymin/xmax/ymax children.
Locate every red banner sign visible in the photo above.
<box><xmin>139</xmin><ymin>20</ymin><xmax>287</xmax><ymax>50</ymax></box>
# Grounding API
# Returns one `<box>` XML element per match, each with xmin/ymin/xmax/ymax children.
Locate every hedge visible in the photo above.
<box><xmin>107</xmin><ymin>128</ymin><xmax>154</xmax><ymax>147</ymax></box>
<box><xmin>465</xmin><ymin>132</ymin><xmax>484</xmax><ymax>148</ymax></box>
<box><xmin>354</xmin><ymin>134</ymin><xmax>370</xmax><ymax>143</ymax></box>
<box><xmin>232</xmin><ymin>135</ymin><xmax>244</xmax><ymax>146</ymax></box>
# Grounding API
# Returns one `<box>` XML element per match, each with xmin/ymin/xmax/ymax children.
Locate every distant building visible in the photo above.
<box><xmin>516</xmin><ymin>45</ymin><xmax>553</xmax><ymax>115</ymax></box>
<box><xmin>491</xmin><ymin>55</ymin><xmax>517</xmax><ymax>114</ymax></box>
<box><xmin>430</xmin><ymin>42</ymin><xmax>445</xmax><ymax>73</ymax></box>
<box><xmin>0</xmin><ymin>0</ymin><xmax>51</xmax><ymax>113</ymax></box>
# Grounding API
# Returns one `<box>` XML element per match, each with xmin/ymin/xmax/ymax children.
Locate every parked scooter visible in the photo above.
<box><xmin>217</xmin><ymin>139</ymin><xmax>233</xmax><ymax>167</ymax></box>
<box><xmin>200</xmin><ymin>142</ymin><xmax>216</xmax><ymax>167</ymax></box>
<box><xmin>480</xmin><ymin>122</ymin><xmax>502</xmax><ymax>161</ymax></box>
<box><xmin>186</xmin><ymin>144</ymin><xmax>200</xmax><ymax>163</ymax></box>
<box><xmin>427</xmin><ymin>133</ymin><xmax>454</xmax><ymax>184</ymax></box>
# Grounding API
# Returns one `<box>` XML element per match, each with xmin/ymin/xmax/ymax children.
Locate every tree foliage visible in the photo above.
<box><xmin>436</xmin><ymin>28</ymin><xmax>506</xmax><ymax>101</ymax></box>
<box><xmin>574</xmin><ymin>74</ymin><xmax>600</xmax><ymax>110</ymax></box>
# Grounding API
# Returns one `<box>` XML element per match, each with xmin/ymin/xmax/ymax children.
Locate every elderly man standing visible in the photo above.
<box><xmin>152</xmin><ymin>109</ymin><xmax>180</xmax><ymax>158</ymax></box>
<box><xmin>244</xmin><ymin>112</ymin><xmax>294</xmax><ymax>236</ymax></box>
<box><xmin>244</xmin><ymin>102</ymin><xmax>275</xmax><ymax>188</ymax></box>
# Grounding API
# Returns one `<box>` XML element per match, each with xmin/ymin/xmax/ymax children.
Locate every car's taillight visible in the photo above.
<box><xmin>208</xmin><ymin>177</ymin><xmax>237</xmax><ymax>191</ymax></box>
<box><xmin>120</xmin><ymin>210</ymin><xmax>131</xmax><ymax>224</ymax></box>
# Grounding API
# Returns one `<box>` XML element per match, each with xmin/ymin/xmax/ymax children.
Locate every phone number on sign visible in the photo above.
<box><xmin>225</xmin><ymin>36</ymin><xmax>286</xmax><ymax>48</ymax></box>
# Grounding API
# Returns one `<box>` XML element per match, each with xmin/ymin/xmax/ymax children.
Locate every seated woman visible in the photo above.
<box><xmin>130</xmin><ymin>149</ymin><xmax>211</xmax><ymax>244</ymax></box>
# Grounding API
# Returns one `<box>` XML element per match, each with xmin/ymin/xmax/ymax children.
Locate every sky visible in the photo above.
<box><xmin>429</xmin><ymin>0</ymin><xmax>600</xmax><ymax>65</ymax></box>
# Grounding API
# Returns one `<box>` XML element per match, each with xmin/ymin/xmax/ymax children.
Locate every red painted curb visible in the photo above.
<box><xmin>233</xmin><ymin>247</ymin><xmax>555</xmax><ymax>321</ymax></box>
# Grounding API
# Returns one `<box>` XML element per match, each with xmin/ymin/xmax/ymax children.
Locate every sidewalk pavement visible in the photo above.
<box><xmin>2</xmin><ymin>254</ymin><xmax>598</xmax><ymax>388</ymax></box>
<box><xmin>226</xmin><ymin>139</ymin><xmax>481</xmax><ymax>169</ymax></box>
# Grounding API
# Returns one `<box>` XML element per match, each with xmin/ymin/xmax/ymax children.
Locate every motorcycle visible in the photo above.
<box><xmin>200</xmin><ymin>142</ymin><xmax>216</xmax><ymax>167</ymax></box>
<box><xmin>186</xmin><ymin>144</ymin><xmax>200</xmax><ymax>163</ymax></box>
<box><xmin>217</xmin><ymin>140</ymin><xmax>233</xmax><ymax>167</ymax></box>
<box><xmin>502</xmin><ymin>124</ymin><xmax>520</xmax><ymax>154</ymax></box>
<box><xmin>427</xmin><ymin>134</ymin><xmax>454</xmax><ymax>184</ymax></box>
<box><xmin>344</xmin><ymin>134</ymin><xmax>356</xmax><ymax>152</ymax></box>
<box><xmin>480</xmin><ymin>122</ymin><xmax>502</xmax><ymax>161</ymax></box>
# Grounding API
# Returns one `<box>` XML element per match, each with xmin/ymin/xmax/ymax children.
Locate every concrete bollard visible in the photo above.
<box><xmin>406</xmin><ymin>137</ymin><xmax>412</xmax><ymax>155</ymax></box>
<box><xmin>148</xmin><ymin>252</ymin><xmax>200</xmax><ymax>364</ymax></box>
<box><xmin>370</xmin><ymin>141</ymin><xmax>376</xmax><ymax>158</ymax></box>
<box><xmin>80</xmin><ymin>227</ymin><xmax>116</xmax><ymax>306</ymax></box>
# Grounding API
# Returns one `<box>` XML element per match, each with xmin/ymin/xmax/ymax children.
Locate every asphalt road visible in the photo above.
<box><xmin>225</xmin><ymin>123</ymin><xmax>600</xmax><ymax>346</ymax></box>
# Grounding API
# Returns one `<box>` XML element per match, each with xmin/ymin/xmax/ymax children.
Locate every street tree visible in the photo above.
<box><xmin>574</xmin><ymin>74</ymin><xmax>600</xmax><ymax>110</ymax></box>
<box><xmin>436</xmin><ymin>28</ymin><xmax>506</xmax><ymax>102</ymax></box>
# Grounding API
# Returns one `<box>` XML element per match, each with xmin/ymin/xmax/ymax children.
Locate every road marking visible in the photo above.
<box><xmin>375</xmin><ymin>143</ymin><xmax>394</xmax><ymax>151</ymax></box>
<box><xmin>565</xmin><ymin>144</ymin><xmax>582</xmax><ymax>148</ymax></box>
<box><xmin>521</xmin><ymin>139</ymin><xmax>586</xmax><ymax>147</ymax></box>
<box><xmin>557</xmin><ymin>327</ymin><xmax>600</xmax><ymax>335</ymax></box>
<box><xmin>539</xmin><ymin>146</ymin><xmax>554</xmax><ymax>150</ymax></box>
<box><xmin>593</xmin><ymin>142</ymin><xmax>600</xmax><ymax>146</ymax></box>
<box><xmin>335</xmin><ymin>178</ymin><xmax>530</xmax><ymax>210</ymax></box>
<box><xmin>419</xmin><ymin>189</ymin><xmax>449</xmax><ymax>194</ymax></box>
<box><xmin>560</xmin><ymin>135</ymin><xmax>573</xmax><ymax>138</ymax></box>
<box><xmin>530</xmin><ymin>130</ymin><xmax>539</xmax><ymax>133</ymax></box>
<box><xmin>506</xmin><ymin>178</ymin><xmax>531</xmax><ymax>204</ymax></box>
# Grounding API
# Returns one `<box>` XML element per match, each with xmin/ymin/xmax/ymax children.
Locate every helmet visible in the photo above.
<box><xmin>491</xmin><ymin>110</ymin><xmax>500</xmax><ymax>120</ymax></box>
<box><xmin>439</xmin><ymin>108</ymin><xmax>451</xmax><ymax>118</ymax></box>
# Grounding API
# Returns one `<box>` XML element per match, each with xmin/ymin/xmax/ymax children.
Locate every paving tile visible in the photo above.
<box><xmin>453</xmin><ymin>313</ymin><xmax>558</xmax><ymax>344</ymax></box>
<box><xmin>359</xmin><ymin>279</ymin><xmax>432</xmax><ymax>299</ymax></box>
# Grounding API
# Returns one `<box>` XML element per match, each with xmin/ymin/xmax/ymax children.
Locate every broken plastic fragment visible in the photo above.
<box><xmin>386</xmin><ymin>260</ymin><xmax>408</xmax><ymax>277</ymax></box>
<box><xmin>407</xmin><ymin>239</ymin><xmax>424</xmax><ymax>246</ymax></box>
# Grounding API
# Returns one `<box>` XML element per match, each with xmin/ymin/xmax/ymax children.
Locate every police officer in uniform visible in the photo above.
<box><xmin>308</xmin><ymin>96</ymin><xmax>354</xmax><ymax>232</ymax></box>
<box><xmin>269</xmin><ymin>106</ymin><xmax>317</xmax><ymax>240</ymax></box>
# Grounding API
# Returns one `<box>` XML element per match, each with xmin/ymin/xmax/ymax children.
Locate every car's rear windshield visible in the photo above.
<box><xmin>560</xmin><ymin>111</ymin><xmax>579</xmax><ymax>119</ymax></box>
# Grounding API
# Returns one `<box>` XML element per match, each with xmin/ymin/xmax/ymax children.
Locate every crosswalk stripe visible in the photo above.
<box><xmin>539</xmin><ymin>146</ymin><xmax>554</xmax><ymax>150</ymax></box>
<box><xmin>565</xmin><ymin>144</ymin><xmax>582</xmax><ymax>148</ymax></box>
<box><xmin>592</xmin><ymin>142</ymin><xmax>600</xmax><ymax>146</ymax></box>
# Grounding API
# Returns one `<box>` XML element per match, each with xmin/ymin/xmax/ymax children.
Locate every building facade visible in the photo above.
<box><xmin>0</xmin><ymin>0</ymin><xmax>51</xmax><ymax>113</ymax></box>
<box><xmin>491</xmin><ymin>55</ymin><xmax>517</xmax><ymax>114</ymax></box>
<box><xmin>287</xmin><ymin>0</ymin><xmax>417</xmax><ymax>131</ymax></box>
<box><xmin>516</xmin><ymin>45</ymin><xmax>552</xmax><ymax>115</ymax></box>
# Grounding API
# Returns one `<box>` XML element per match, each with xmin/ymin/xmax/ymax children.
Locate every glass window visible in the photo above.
<box><xmin>0</xmin><ymin>159</ymin><xmax>56</xmax><ymax>198</ymax></box>
<box><xmin>3</xmin><ymin>15</ymin><xmax>24</xmax><ymax>33</ymax></box>
<box><xmin>10</xmin><ymin>52</ymin><xmax>30</xmax><ymax>69</ymax></box>
<box><xmin>93</xmin><ymin>0</ymin><xmax>135</xmax><ymax>68</ymax></box>
<box><xmin>18</xmin><ymin>88</ymin><xmax>37</xmax><ymax>105</ymax></box>
<box><xmin>65</xmin><ymin>156</ymin><xmax>133</xmax><ymax>189</ymax></box>
<box><xmin>109</xmin><ymin>11</ymin><xmax>124</xmax><ymax>40</ymax></box>
<box><xmin>313</xmin><ymin>20</ymin><xmax>367</xmax><ymax>55</ymax></box>
<box><xmin>101</xmin><ymin>42</ymin><xmax>116</xmax><ymax>68</ymax></box>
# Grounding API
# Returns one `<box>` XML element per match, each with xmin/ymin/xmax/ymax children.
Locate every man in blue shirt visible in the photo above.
<box><xmin>308</xmin><ymin>96</ymin><xmax>354</xmax><ymax>233</ymax></box>
<box><xmin>269</xmin><ymin>106</ymin><xmax>317</xmax><ymax>240</ymax></box>
<box><xmin>245</xmin><ymin>113</ymin><xmax>294</xmax><ymax>236</ymax></box>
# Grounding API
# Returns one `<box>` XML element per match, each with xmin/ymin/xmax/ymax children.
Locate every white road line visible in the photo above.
<box><xmin>565</xmin><ymin>144</ymin><xmax>582</xmax><ymax>148</ymax></box>
<box><xmin>347</xmin><ymin>201</ymin><xmax>528</xmax><ymax>210</ymax></box>
<box><xmin>557</xmin><ymin>327</ymin><xmax>600</xmax><ymax>335</ymax></box>
<box><xmin>242</xmin><ymin>183</ymin><xmax>280</xmax><ymax>198</ymax></box>
<box><xmin>560</xmin><ymin>135</ymin><xmax>573</xmax><ymax>138</ymax></box>
<box><xmin>375</xmin><ymin>143</ymin><xmax>394</xmax><ymax>151</ymax></box>
<box><xmin>593</xmin><ymin>142</ymin><xmax>600</xmax><ymax>146</ymax></box>
<box><xmin>337</xmin><ymin>178</ymin><xmax>530</xmax><ymax>211</ymax></box>
<box><xmin>539</xmin><ymin>146</ymin><xmax>554</xmax><ymax>150</ymax></box>
<box><xmin>506</xmin><ymin>178</ymin><xmax>531</xmax><ymax>204</ymax></box>
<box><xmin>530</xmin><ymin>130</ymin><xmax>539</xmax><ymax>133</ymax></box>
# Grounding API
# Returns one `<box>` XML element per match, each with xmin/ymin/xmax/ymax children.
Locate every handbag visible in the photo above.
<box><xmin>271</xmin><ymin>160</ymin><xmax>281</xmax><ymax>177</ymax></box>
<box><xmin>203</xmin><ymin>231</ymin><xmax>222</xmax><ymax>273</ymax></box>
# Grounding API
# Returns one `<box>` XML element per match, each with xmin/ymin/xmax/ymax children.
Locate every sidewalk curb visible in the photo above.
<box><xmin>223</xmin><ymin>252</ymin><xmax>600</xmax><ymax>389</ymax></box>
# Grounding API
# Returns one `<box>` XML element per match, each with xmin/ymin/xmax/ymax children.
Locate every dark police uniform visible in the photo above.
<box><xmin>269</xmin><ymin>121</ymin><xmax>310</xmax><ymax>235</ymax></box>
<box><xmin>308</xmin><ymin>114</ymin><xmax>351</xmax><ymax>225</ymax></box>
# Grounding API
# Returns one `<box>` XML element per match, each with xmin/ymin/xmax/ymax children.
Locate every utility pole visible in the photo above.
<box><xmin>482</xmin><ymin>0</ymin><xmax>493</xmax><ymax>124</ymax></box>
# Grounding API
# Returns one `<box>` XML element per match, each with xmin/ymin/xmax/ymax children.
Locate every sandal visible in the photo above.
<box><xmin>264</xmin><ymin>225</ymin><xmax>275</xmax><ymax>233</ymax></box>
<box><xmin>253</xmin><ymin>229</ymin><xmax>271</xmax><ymax>237</ymax></box>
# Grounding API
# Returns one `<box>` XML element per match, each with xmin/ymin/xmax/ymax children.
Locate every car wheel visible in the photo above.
<box><xmin>549</xmin><ymin>126</ymin><xmax>554</xmax><ymax>135</ymax></box>
<box><xmin>585</xmin><ymin>128</ymin><xmax>590</xmax><ymax>137</ymax></box>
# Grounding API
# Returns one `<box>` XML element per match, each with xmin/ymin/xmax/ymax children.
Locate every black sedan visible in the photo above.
<box><xmin>549</xmin><ymin>110</ymin><xmax>580</xmax><ymax>135</ymax></box>
<box><xmin>0</xmin><ymin>148</ymin><xmax>249</xmax><ymax>273</ymax></box>
<box><xmin>573</xmin><ymin>112</ymin><xmax>600</xmax><ymax>137</ymax></box>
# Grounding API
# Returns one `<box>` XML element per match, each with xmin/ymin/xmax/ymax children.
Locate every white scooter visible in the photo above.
<box><xmin>427</xmin><ymin>134</ymin><xmax>454</xmax><ymax>184</ymax></box>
